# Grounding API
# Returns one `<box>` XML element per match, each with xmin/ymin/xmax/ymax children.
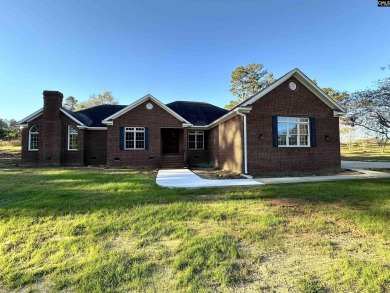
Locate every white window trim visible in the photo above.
<box><xmin>68</xmin><ymin>125</ymin><xmax>79</xmax><ymax>151</ymax></box>
<box><xmin>28</xmin><ymin>125</ymin><xmax>39</xmax><ymax>151</ymax></box>
<box><xmin>277</xmin><ymin>117</ymin><xmax>311</xmax><ymax>148</ymax></box>
<box><xmin>124</xmin><ymin>127</ymin><xmax>145</xmax><ymax>150</ymax></box>
<box><xmin>188</xmin><ymin>130</ymin><xmax>204</xmax><ymax>150</ymax></box>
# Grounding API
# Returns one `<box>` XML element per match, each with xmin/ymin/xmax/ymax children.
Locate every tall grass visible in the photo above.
<box><xmin>0</xmin><ymin>139</ymin><xmax>21</xmax><ymax>147</ymax></box>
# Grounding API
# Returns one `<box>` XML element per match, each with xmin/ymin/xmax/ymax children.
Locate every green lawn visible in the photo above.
<box><xmin>0</xmin><ymin>166</ymin><xmax>389</xmax><ymax>292</ymax></box>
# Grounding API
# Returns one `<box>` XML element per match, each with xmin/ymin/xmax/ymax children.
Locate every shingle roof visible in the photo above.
<box><xmin>65</xmin><ymin>105</ymin><xmax>127</xmax><ymax>127</ymax></box>
<box><xmin>63</xmin><ymin>101</ymin><xmax>228</xmax><ymax>127</ymax></box>
<box><xmin>166</xmin><ymin>101</ymin><xmax>228</xmax><ymax>126</ymax></box>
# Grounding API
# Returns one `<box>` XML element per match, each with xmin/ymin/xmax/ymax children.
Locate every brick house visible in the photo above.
<box><xmin>17</xmin><ymin>68</ymin><xmax>345</xmax><ymax>175</ymax></box>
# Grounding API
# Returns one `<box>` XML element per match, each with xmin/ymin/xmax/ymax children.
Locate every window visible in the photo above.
<box><xmin>68</xmin><ymin>125</ymin><xmax>79</xmax><ymax>150</ymax></box>
<box><xmin>29</xmin><ymin>125</ymin><xmax>39</xmax><ymax>151</ymax></box>
<box><xmin>277</xmin><ymin>117</ymin><xmax>310</xmax><ymax>147</ymax></box>
<box><xmin>188</xmin><ymin>131</ymin><xmax>204</xmax><ymax>150</ymax></box>
<box><xmin>125</xmin><ymin>127</ymin><xmax>145</xmax><ymax>150</ymax></box>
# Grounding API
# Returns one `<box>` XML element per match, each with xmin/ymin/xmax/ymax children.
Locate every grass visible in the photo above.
<box><xmin>341</xmin><ymin>141</ymin><xmax>390</xmax><ymax>161</ymax></box>
<box><xmin>0</xmin><ymin>165</ymin><xmax>389</xmax><ymax>292</ymax></box>
<box><xmin>0</xmin><ymin>145</ymin><xmax>20</xmax><ymax>155</ymax></box>
<box><xmin>0</xmin><ymin>145</ymin><xmax>389</xmax><ymax>292</ymax></box>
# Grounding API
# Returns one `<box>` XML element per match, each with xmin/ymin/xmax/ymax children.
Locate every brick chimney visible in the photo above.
<box><xmin>39</xmin><ymin>90</ymin><xmax>63</xmax><ymax>165</ymax></box>
<box><xmin>43</xmin><ymin>90</ymin><xmax>63</xmax><ymax>120</ymax></box>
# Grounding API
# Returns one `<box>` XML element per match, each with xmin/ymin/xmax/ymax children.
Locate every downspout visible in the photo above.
<box><xmin>236</xmin><ymin>112</ymin><xmax>248</xmax><ymax>174</ymax></box>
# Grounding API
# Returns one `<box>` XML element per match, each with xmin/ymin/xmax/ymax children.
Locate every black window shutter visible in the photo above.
<box><xmin>145</xmin><ymin>127</ymin><xmax>149</xmax><ymax>149</ymax></box>
<box><xmin>272</xmin><ymin>116</ymin><xmax>278</xmax><ymax>147</ymax></box>
<box><xmin>119</xmin><ymin>127</ymin><xmax>124</xmax><ymax>150</ymax></box>
<box><xmin>310</xmin><ymin>118</ymin><xmax>316</xmax><ymax>147</ymax></box>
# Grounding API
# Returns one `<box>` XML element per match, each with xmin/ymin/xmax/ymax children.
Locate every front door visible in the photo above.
<box><xmin>162</xmin><ymin>129</ymin><xmax>180</xmax><ymax>153</ymax></box>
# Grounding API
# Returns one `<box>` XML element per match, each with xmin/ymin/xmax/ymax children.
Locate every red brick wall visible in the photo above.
<box><xmin>84</xmin><ymin>130</ymin><xmax>107</xmax><ymax>165</ymax></box>
<box><xmin>209</xmin><ymin>116</ymin><xmax>244</xmax><ymax>173</ymax></box>
<box><xmin>246</xmin><ymin>76</ymin><xmax>341</xmax><ymax>175</ymax></box>
<box><xmin>106</xmin><ymin>99</ymin><xmax>183</xmax><ymax>167</ymax></box>
<box><xmin>187</xmin><ymin>150</ymin><xmax>210</xmax><ymax>166</ymax></box>
<box><xmin>21</xmin><ymin>113</ymin><xmax>84</xmax><ymax>165</ymax></box>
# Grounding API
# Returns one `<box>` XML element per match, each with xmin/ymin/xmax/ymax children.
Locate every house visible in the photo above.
<box><xmin>17</xmin><ymin>68</ymin><xmax>346</xmax><ymax>175</ymax></box>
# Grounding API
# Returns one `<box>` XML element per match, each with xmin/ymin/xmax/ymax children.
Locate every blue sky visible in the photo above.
<box><xmin>1</xmin><ymin>0</ymin><xmax>389</xmax><ymax>120</ymax></box>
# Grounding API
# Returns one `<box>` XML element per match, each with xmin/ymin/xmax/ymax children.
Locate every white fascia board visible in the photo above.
<box><xmin>334</xmin><ymin>110</ymin><xmax>347</xmax><ymax>117</ymax></box>
<box><xmin>101</xmin><ymin>94</ymin><xmax>191</xmax><ymax>125</ymax></box>
<box><xmin>88</xmin><ymin>127</ymin><xmax>107</xmax><ymax>130</ymax></box>
<box><xmin>243</xmin><ymin>68</ymin><xmax>346</xmax><ymax>113</ymax></box>
<box><xmin>77</xmin><ymin>125</ymin><xmax>107</xmax><ymax>130</ymax></box>
<box><xmin>187</xmin><ymin>125</ymin><xmax>209</xmax><ymax>130</ymax></box>
<box><xmin>236</xmin><ymin>107</ymin><xmax>252</xmax><ymax>114</ymax></box>
<box><xmin>60</xmin><ymin>108</ymin><xmax>86</xmax><ymax>126</ymax></box>
<box><xmin>206</xmin><ymin>107</ymin><xmax>252</xmax><ymax>130</ymax></box>
<box><xmin>182</xmin><ymin>123</ymin><xmax>193</xmax><ymax>128</ymax></box>
<box><xmin>102</xmin><ymin>120</ymin><xmax>113</xmax><ymax>125</ymax></box>
<box><xmin>77</xmin><ymin>126</ymin><xmax>108</xmax><ymax>130</ymax></box>
<box><xmin>16</xmin><ymin>108</ymin><xmax>43</xmax><ymax>126</ymax></box>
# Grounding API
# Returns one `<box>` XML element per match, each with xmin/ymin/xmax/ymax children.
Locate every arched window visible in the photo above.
<box><xmin>68</xmin><ymin>125</ymin><xmax>79</xmax><ymax>151</ymax></box>
<box><xmin>29</xmin><ymin>125</ymin><xmax>39</xmax><ymax>151</ymax></box>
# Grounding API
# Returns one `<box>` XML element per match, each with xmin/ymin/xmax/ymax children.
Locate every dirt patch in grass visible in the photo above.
<box><xmin>191</xmin><ymin>168</ymin><xmax>244</xmax><ymax>179</ymax></box>
<box><xmin>339</xmin><ymin>168</ymin><xmax>363</xmax><ymax>175</ymax></box>
<box><xmin>271</xmin><ymin>198</ymin><xmax>303</xmax><ymax>208</ymax></box>
<box><xmin>0</xmin><ymin>148</ymin><xmax>21</xmax><ymax>167</ymax></box>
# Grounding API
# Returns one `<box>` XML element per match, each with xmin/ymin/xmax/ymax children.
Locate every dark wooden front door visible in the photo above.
<box><xmin>162</xmin><ymin>129</ymin><xmax>180</xmax><ymax>153</ymax></box>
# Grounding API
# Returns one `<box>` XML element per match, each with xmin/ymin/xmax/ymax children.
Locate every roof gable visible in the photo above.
<box><xmin>17</xmin><ymin>108</ymin><xmax>87</xmax><ymax>127</ymax></box>
<box><xmin>102</xmin><ymin>94</ymin><xmax>191</xmax><ymax>126</ymax></box>
<box><xmin>242</xmin><ymin>68</ymin><xmax>346</xmax><ymax>112</ymax></box>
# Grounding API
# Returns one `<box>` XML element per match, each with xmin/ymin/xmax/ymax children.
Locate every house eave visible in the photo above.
<box><xmin>16</xmin><ymin>108</ymin><xmax>43</xmax><ymax>126</ymax></box>
<box><xmin>204</xmin><ymin>106</ymin><xmax>253</xmax><ymax>129</ymax></box>
<box><xmin>77</xmin><ymin>126</ymin><xmax>107</xmax><ymax>130</ymax></box>
<box><xmin>60</xmin><ymin>108</ymin><xmax>86</xmax><ymax>126</ymax></box>
<box><xmin>17</xmin><ymin>123</ymin><xmax>28</xmax><ymax>129</ymax></box>
<box><xmin>333</xmin><ymin>110</ymin><xmax>347</xmax><ymax>117</ymax></box>
<box><xmin>182</xmin><ymin>123</ymin><xmax>193</xmax><ymax>128</ymax></box>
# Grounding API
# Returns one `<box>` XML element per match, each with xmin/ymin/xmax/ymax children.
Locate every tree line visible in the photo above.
<box><xmin>0</xmin><ymin>119</ymin><xmax>21</xmax><ymax>141</ymax></box>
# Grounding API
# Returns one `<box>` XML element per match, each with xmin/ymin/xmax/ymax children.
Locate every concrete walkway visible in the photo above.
<box><xmin>256</xmin><ymin>169</ymin><xmax>390</xmax><ymax>185</ymax></box>
<box><xmin>341</xmin><ymin>160</ymin><xmax>390</xmax><ymax>170</ymax></box>
<box><xmin>156</xmin><ymin>161</ymin><xmax>390</xmax><ymax>188</ymax></box>
<box><xmin>156</xmin><ymin>169</ymin><xmax>263</xmax><ymax>188</ymax></box>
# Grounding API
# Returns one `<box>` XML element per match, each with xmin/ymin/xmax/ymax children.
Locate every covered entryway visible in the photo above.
<box><xmin>161</xmin><ymin>128</ymin><xmax>181</xmax><ymax>154</ymax></box>
<box><xmin>161</xmin><ymin>128</ymin><xmax>185</xmax><ymax>168</ymax></box>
